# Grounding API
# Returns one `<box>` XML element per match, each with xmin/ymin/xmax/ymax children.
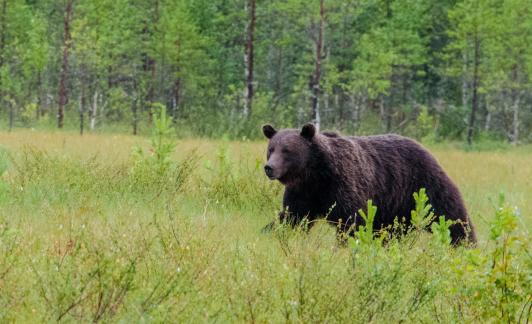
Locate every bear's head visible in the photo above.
<box><xmin>262</xmin><ymin>123</ymin><xmax>316</xmax><ymax>185</ymax></box>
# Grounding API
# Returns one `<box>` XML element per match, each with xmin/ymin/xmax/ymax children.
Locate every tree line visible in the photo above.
<box><xmin>0</xmin><ymin>0</ymin><xmax>531</xmax><ymax>143</ymax></box>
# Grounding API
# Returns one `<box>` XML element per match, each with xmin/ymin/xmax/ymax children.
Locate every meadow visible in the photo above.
<box><xmin>0</xmin><ymin>128</ymin><xmax>530</xmax><ymax>323</ymax></box>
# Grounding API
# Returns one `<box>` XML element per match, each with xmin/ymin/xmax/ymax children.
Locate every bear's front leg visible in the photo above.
<box><xmin>260</xmin><ymin>209</ymin><xmax>289</xmax><ymax>233</ymax></box>
<box><xmin>261</xmin><ymin>208</ymin><xmax>312</xmax><ymax>233</ymax></box>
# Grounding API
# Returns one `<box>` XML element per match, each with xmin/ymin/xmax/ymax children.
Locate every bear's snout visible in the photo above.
<box><xmin>264</xmin><ymin>165</ymin><xmax>275</xmax><ymax>179</ymax></box>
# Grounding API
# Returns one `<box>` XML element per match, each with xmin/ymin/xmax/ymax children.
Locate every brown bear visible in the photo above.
<box><xmin>262</xmin><ymin>123</ymin><xmax>476</xmax><ymax>244</ymax></box>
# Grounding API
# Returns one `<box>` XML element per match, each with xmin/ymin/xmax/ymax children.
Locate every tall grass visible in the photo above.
<box><xmin>0</xmin><ymin>127</ymin><xmax>530</xmax><ymax>322</ymax></box>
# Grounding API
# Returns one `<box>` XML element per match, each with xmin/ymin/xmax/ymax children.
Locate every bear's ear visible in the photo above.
<box><xmin>300</xmin><ymin>123</ymin><xmax>316</xmax><ymax>140</ymax></box>
<box><xmin>262</xmin><ymin>124</ymin><xmax>277</xmax><ymax>139</ymax></box>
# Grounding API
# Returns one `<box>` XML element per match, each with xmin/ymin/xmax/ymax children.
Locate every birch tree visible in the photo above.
<box><xmin>243</xmin><ymin>0</ymin><xmax>256</xmax><ymax>117</ymax></box>
<box><xmin>447</xmin><ymin>0</ymin><xmax>496</xmax><ymax>145</ymax></box>
<box><xmin>57</xmin><ymin>0</ymin><xmax>74</xmax><ymax>128</ymax></box>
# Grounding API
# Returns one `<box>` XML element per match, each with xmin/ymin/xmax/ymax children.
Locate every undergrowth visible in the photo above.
<box><xmin>0</xmin><ymin>123</ymin><xmax>530</xmax><ymax>322</ymax></box>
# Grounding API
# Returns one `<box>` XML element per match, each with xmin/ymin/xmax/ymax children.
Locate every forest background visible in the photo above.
<box><xmin>0</xmin><ymin>0</ymin><xmax>531</xmax><ymax>143</ymax></box>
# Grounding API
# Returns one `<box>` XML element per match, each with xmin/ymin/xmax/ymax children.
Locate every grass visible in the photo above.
<box><xmin>0</xmin><ymin>129</ymin><xmax>530</xmax><ymax>322</ymax></box>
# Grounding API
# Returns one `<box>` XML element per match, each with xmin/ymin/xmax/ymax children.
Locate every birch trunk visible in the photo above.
<box><xmin>350</xmin><ymin>94</ymin><xmax>360</xmax><ymax>131</ymax></box>
<box><xmin>79</xmin><ymin>83</ymin><xmax>85</xmax><ymax>135</ymax></box>
<box><xmin>484</xmin><ymin>94</ymin><xmax>491</xmax><ymax>131</ymax></box>
<box><xmin>90</xmin><ymin>90</ymin><xmax>98</xmax><ymax>130</ymax></box>
<box><xmin>511</xmin><ymin>95</ymin><xmax>520</xmax><ymax>145</ymax></box>
<box><xmin>0</xmin><ymin>0</ymin><xmax>6</xmax><ymax>114</ymax></box>
<box><xmin>8</xmin><ymin>100</ymin><xmax>13</xmax><ymax>131</ymax></box>
<box><xmin>132</xmin><ymin>96</ymin><xmax>138</xmax><ymax>136</ymax></box>
<box><xmin>58</xmin><ymin>0</ymin><xmax>74</xmax><ymax>129</ymax></box>
<box><xmin>379</xmin><ymin>96</ymin><xmax>386</xmax><ymax>132</ymax></box>
<box><xmin>173</xmin><ymin>77</ymin><xmax>181</xmax><ymax>124</ymax></box>
<box><xmin>467</xmin><ymin>34</ymin><xmax>480</xmax><ymax>146</ymax></box>
<box><xmin>510</xmin><ymin>65</ymin><xmax>520</xmax><ymax>145</ymax></box>
<box><xmin>462</xmin><ymin>52</ymin><xmax>468</xmax><ymax>109</ymax></box>
<box><xmin>310</xmin><ymin>0</ymin><xmax>324</xmax><ymax>131</ymax></box>
<box><xmin>243</xmin><ymin>0</ymin><xmax>256</xmax><ymax>117</ymax></box>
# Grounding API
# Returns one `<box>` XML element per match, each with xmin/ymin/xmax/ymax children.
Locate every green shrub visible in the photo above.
<box><xmin>130</xmin><ymin>106</ymin><xmax>197</xmax><ymax>197</ymax></box>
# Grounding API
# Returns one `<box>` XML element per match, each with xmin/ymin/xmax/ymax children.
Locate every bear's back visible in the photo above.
<box><xmin>349</xmin><ymin>134</ymin><xmax>427</xmax><ymax>161</ymax></box>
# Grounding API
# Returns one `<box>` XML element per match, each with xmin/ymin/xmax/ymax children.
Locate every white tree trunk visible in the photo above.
<box><xmin>315</xmin><ymin>101</ymin><xmax>321</xmax><ymax>132</ymax></box>
<box><xmin>511</xmin><ymin>95</ymin><xmax>520</xmax><ymax>145</ymax></box>
<box><xmin>484</xmin><ymin>110</ymin><xmax>491</xmax><ymax>132</ymax></box>
<box><xmin>349</xmin><ymin>94</ymin><xmax>360</xmax><ymax>131</ymax></box>
<box><xmin>462</xmin><ymin>52</ymin><xmax>468</xmax><ymax>108</ymax></box>
<box><xmin>510</xmin><ymin>66</ymin><xmax>520</xmax><ymax>146</ymax></box>
<box><xmin>90</xmin><ymin>90</ymin><xmax>98</xmax><ymax>130</ymax></box>
<box><xmin>379</xmin><ymin>95</ymin><xmax>386</xmax><ymax>132</ymax></box>
<box><xmin>243</xmin><ymin>0</ymin><xmax>256</xmax><ymax>118</ymax></box>
<box><xmin>484</xmin><ymin>94</ymin><xmax>491</xmax><ymax>131</ymax></box>
<box><xmin>243</xmin><ymin>50</ymin><xmax>249</xmax><ymax>116</ymax></box>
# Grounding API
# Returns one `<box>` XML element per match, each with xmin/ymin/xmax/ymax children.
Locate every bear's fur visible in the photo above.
<box><xmin>262</xmin><ymin>123</ymin><xmax>476</xmax><ymax>244</ymax></box>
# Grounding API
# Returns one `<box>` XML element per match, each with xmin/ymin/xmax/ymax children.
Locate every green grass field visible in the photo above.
<box><xmin>0</xmin><ymin>130</ymin><xmax>530</xmax><ymax>322</ymax></box>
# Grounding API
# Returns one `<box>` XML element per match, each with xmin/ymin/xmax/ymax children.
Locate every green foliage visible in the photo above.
<box><xmin>149</xmin><ymin>104</ymin><xmax>175</xmax><ymax>168</ymax></box>
<box><xmin>349</xmin><ymin>189</ymin><xmax>454</xmax><ymax>248</ymax></box>
<box><xmin>430</xmin><ymin>216</ymin><xmax>453</xmax><ymax>246</ymax></box>
<box><xmin>30</xmin><ymin>231</ymin><xmax>138</xmax><ymax>322</ymax></box>
<box><xmin>1</xmin><ymin>0</ymin><xmax>531</xmax><ymax>143</ymax></box>
<box><xmin>131</xmin><ymin>106</ymin><xmax>196</xmax><ymax>196</ymax></box>
<box><xmin>0</xmin><ymin>137</ymin><xmax>530</xmax><ymax>321</ymax></box>
<box><xmin>482</xmin><ymin>195</ymin><xmax>529</xmax><ymax>322</ymax></box>
<box><xmin>436</xmin><ymin>104</ymin><xmax>469</xmax><ymax>140</ymax></box>
<box><xmin>405</xmin><ymin>106</ymin><xmax>436</xmax><ymax>141</ymax></box>
<box><xmin>352</xmin><ymin>199</ymin><xmax>380</xmax><ymax>246</ymax></box>
<box><xmin>202</xmin><ymin>140</ymin><xmax>281</xmax><ymax>213</ymax></box>
<box><xmin>176</xmin><ymin>90</ymin><xmax>295</xmax><ymax>140</ymax></box>
<box><xmin>446</xmin><ymin>194</ymin><xmax>530</xmax><ymax>322</ymax></box>
<box><xmin>349</xmin><ymin>0</ymin><xmax>429</xmax><ymax>100</ymax></box>
<box><xmin>490</xmin><ymin>194</ymin><xmax>520</xmax><ymax>240</ymax></box>
<box><xmin>410</xmin><ymin>188</ymin><xmax>436</xmax><ymax>230</ymax></box>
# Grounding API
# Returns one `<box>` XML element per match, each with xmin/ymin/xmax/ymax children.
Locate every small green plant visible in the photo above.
<box><xmin>203</xmin><ymin>141</ymin><xmax>280</xmax><ymax>213</ymax></box>
<box><xmin>430</xmin><ymin>216</ymin><xmax>453</xmax><ymax>246</ymax></box>
<box><xmin>357</xmin><ymin>200</ymin><xmax>378</xmax><ymax>245</ymax></box>
<box><xmin>30</xmin><ymin>229</ymin><xmax>139</xmax><ymax>322</ymax></box>
<box><xmin>447</xmin><ymin>194</ymin><xmax>530</xmax><ymax>322</ymax></box>
<box><xmin>407</xmin><ymin>105</ymin><xmax>436</xmax><ymax>141</ymax></box>
<box><xmin>151</xmin><ymin>104</ymin><xmax>175</xmax><ymax>169</ymax></box>
<box><xmin>130</xmin><ymin>105</ymin><xmax>195</xmax><ymax>196</ymax></box>
<box><xmin>410</xmin><ymin>188</ymin><xmax>436</xmax><ymax>231</ymax></box>
<box><xmin>347</xmin><ymin>200</ymin><xmax>382</xmax><ymax>248</ymax></box>
<box><xmin>133</xmin><ymin>104</ymin><xmax>175</xmax><ymax>174</ymax></box>
<box><xmin>485</xmin><ymin>194</ymin><xmax>529</xmax><ymax>322</ymax></box>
